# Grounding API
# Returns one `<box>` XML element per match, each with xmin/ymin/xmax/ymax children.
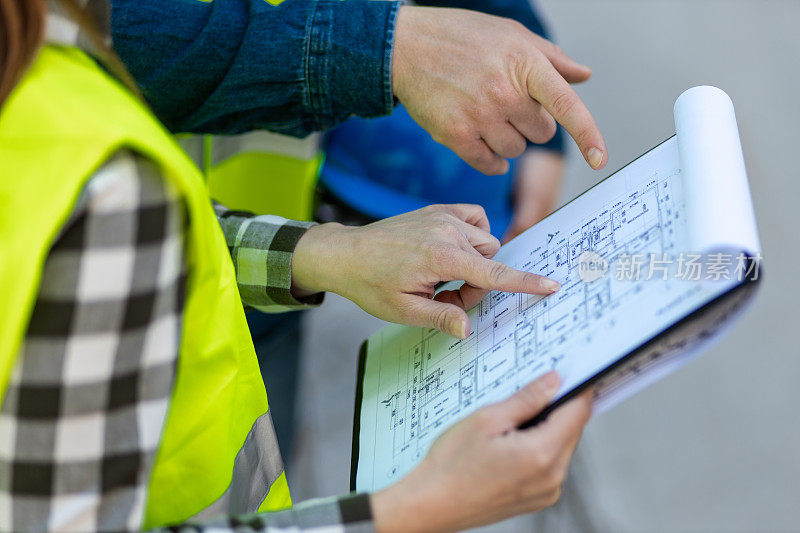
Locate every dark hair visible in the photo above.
<box><xmin>0</xmin><ymin>0</ymin><xmax>47</xmax><ymax>105</ymax></box>
<box><xmin>0</xmin><ymin>0</ymin><xmax>139</xmax><ymax>106</ymax></box>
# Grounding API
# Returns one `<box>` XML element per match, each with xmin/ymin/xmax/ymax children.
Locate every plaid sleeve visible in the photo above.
<box><xmin>0</xmin><ymin>150</ymin><xmax>370</xmax><ymax>532</ymax></box>
<box><xmin>161</xmin><ymin>493</ymin><xmax>373</xmax><ymax>532</ymax></box>
<box><xmin>0</xmin><ymin>150</ymin><xmax>188</xmax><ymax>531</ymax></box>
<box><xmin>214</xmin><ymin>206</ymin><xmax>325</xmax><ymax>313</ymax></box>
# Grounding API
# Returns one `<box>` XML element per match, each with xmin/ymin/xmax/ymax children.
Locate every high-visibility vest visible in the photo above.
<box><xmin>189</xmin><ymin>0</ymin><xmax>320</xmax><ymax>218</ymax></box>
<box><xmin>0</xmin><ymin>45</ymin><xmax>291</xmax><ymax>528</ymax></box>
<box><xmin>179</xmin><ymin>131</ymin><xmax>322</xmax><ymax>220</ymax></box>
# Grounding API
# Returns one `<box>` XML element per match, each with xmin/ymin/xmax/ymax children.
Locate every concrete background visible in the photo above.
<box><xmin>288</xmin><ymin>1</ymin><xmax>800</xmax><ymax>531</ymax></box>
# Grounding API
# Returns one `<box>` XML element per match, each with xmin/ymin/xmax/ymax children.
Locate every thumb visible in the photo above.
<box><xmin>488</xmin><ymin>371</ymin><xmax>560</xmax><ymax>428</ymax></box>
<box><xmin>409</xmin><ymin>296</ymin><xmax>471</xmax><ymax>339</ymax></box>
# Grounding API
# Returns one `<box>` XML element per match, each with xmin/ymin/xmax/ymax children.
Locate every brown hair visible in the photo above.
<box><xmin>0</xmin><ymin>0</ymin><xmax>47</xmax><ymax>105</ymax></box>
<box><xmin>0</xmin><ymin>0</ymin><xmax>139</xmax><ymax>106</ymax></box>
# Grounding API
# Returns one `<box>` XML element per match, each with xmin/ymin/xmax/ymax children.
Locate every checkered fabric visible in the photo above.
<box><xmin>214</xmin><ymin>207</ymin><xmax>323</xmax><ymax>312</ymax></box>
<box><xmin>0</xmin><ymin>150</ymin><xmax>369</xmax><ymax>532</ymax></box>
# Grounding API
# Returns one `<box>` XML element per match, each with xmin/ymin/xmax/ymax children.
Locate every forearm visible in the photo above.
<box><xmin>214</xmin><ymin>204</ymin><xmax>325</xmax><ymax>312</ymax></box>
<box><xmin>112</xmin><ymin>0</ymin><xmax>400</xmax><ymax>136</ymax></box>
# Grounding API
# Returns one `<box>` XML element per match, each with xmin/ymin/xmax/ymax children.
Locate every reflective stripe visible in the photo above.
<box><xmin>210</xmin><ymin>131</ymin><xmax>320</xmax><ymax>165</ymax></box>
<box><xmin>194</xmin><ymin>410</ymin><xmax>286</xmax><ymax>519</ymax></box>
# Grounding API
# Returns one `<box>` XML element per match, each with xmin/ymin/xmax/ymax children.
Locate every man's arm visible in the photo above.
<box><xmin>112</xmin><ymin>0</ymin><xmax>400</xmax><ymax>136</ymax></box>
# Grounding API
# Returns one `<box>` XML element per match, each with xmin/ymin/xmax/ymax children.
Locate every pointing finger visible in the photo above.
<box><xmin>441</xmin><ymin>251</ymin><xmax>561</xmax><ymax>295</ymax></box>
<box><xmin>526</xmin><ymin>58</ymin><xmax>607</xmax><ymax>170</ymax></box>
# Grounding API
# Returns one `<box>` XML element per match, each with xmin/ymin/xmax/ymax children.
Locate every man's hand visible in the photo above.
<box><xmin>392</xmin><ymin>6</ymin><xmax>606</xmax><ymax>175</ymax></box>
<box><xmin>291</xmin><ymin>204</ymin><xmax>560</xmax><ymax>339</ymax></box>
<box><xmin>503</xmin><ymin>149</ymin><xmax>564</xmax><ymax>243</ymax></box>
<box><xmin>372</xmin><ymin>372</ymin><xmax>593</xmax><ymax>532</ymax></box>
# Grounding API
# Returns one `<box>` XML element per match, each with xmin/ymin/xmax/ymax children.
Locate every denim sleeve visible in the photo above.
<box><xmin>416</xmin><ymin>0</ymin><xmax>564</xmax><ymax>154</ymax></box>
<box><xmin>112</xmin><ymin>0</ymin><xmax>400</xmax><ymax>137</ymax></box>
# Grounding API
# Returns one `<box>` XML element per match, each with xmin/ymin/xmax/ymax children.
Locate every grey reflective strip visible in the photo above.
<box><xmin>210</xmin><ymin>131</ymin><xmax>321</xmax><ymax>166</ymax></box>
<box><xmin>194</xmin><ymin>410</ymin><xmax>286</xmax><ymax>520</ymax></box>
<box><xmin>175</xmin><ymin>135</ymin><xmax>206</xmax><ymax>170</ymax></box>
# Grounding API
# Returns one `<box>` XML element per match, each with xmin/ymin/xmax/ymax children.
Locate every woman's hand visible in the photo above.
<box><xmin>372</xmin><ymin>372</ymin><xmax>593</xmax><ymax>532</ymax></box>
<box><xmin>291</xmin><ymin>204</ymin><xmax>560</xmax><ymax>338</ymax></box>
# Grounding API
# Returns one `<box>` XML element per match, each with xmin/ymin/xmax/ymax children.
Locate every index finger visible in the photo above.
<box><xmin>440</xmin><ymin>251</ymin><xmax>561</xmax><ymax>295</ymax></box>
<box><xmin>526</xmin><ymin>59</ymin><xmax>607</xmax><ymax>170</ymax></box>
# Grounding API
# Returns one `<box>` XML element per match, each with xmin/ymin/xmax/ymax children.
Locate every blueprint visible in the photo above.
<box><xmin>354</xmin><ymin>87</ymin><xmax>760</xmax><ymax>492</ymax></box>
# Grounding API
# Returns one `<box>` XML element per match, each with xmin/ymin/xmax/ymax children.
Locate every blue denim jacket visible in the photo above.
<box><xmin>111</xmin><ymin>0</ymin><xmax>562</xmax><ymax>152</ymax></box>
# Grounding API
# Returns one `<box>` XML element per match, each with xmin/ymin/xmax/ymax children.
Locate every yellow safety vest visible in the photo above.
<box><xmin>178</xmin><ymin>129</ymin><xmax>322</xmax><ymax>221</ymax></box>
<box><xmin>203</xmin><ymin>132</ymin><xmax>322</xmax><ymax>220</ymax></box>
<box><xmin>190</xmin><ymin>0</ymin><xmax>321</xmax><ymax>219</ymax></box>
<box><xmin>0</xmin><ymin>45</ymin><xmax>291</xmax><ymax>527</ymax></box>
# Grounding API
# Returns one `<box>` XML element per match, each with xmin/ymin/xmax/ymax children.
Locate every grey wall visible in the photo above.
<box><xmin>290</xmin><ymin>1</ymin><xmax>800</xmax><ymax>531</ymax></box>
<box><xmin>535</xmin><ymin>0</ymin><xmax>800</xmax><ymax>530</ymax></box>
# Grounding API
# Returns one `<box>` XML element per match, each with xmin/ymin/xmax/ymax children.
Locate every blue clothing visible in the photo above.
<box><xmin>111</xmin><ymin>0</ymin><xmax>563</xmax><ymax>149</ymax></box>
<box><xmin>112</xmin><ymin>0</ymin><xmax>400</xmax><ymax>135</ymax></box>
<box><xmin>322</xmin><ymin>104</ymin><xmax>518</xmax><ymax>237</ymax></box>
<box><xmin>318</xmin><ymin>0</ymin><xmax>563</xmax><ymax>237</ymax></box>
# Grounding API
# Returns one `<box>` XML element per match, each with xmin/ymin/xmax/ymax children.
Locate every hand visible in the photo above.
<box><xmin>391</xmin><ymin>6</ymin><xmax>607</xmax><ymax>176</ymax></box>
<box><xmin>372</xmin><ymin>372</ymin><xmax>593</xmax><ymax>532</ymax></box>
<box><xmin>291</xmin><ymin>204</ymin><xmax>560</xmax><ymax>338</ymax></box>
<box><xmin>502</xmin><ymin>149</ymin><xmax>564</xmax><ymax>243</ymax></box>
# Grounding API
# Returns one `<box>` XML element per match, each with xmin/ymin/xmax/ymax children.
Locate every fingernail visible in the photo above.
<box><xmin>541</xmin><ymin>371</ymin><xmax>561</xmax><ymax>393</ymax></box>
<box><xmin>457</xmin><ymin>320</ymin><xmax>469</xmax><ymax>340</ymax></box>
<box><xmin>587</xmin><ymin>147</ymin><xmax>604</xmax><ymax>169</ymax></box>
<box><xmin>541</xmin><ymin>278</ymin><xmax>561</xmax><ymax>293</ymax></box>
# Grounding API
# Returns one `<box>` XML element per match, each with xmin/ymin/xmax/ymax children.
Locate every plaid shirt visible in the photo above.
<box><xmin>0</xmin><ymin>6</ymin><xmax>371</xmax><ymax>530</ymax></box>
<box><xmin>0</xmin><ymin>149</ymin><xmax>371</xmax><ymax>532</ymax></box>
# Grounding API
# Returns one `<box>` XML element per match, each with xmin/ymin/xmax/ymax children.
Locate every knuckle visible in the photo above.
<box><xmin>431</xmin><ymin>305</ymin><xmax>451</xmax><ymax>332</ymax></box>
<box><xmin>552</xmin><ymin>464</ymin><xmax>568</xmax><ymax>487</ymax></box>
<box><xmin>430</xmin><ymin>212</ymin><xmax>451</xmax><ymax>227</ymax></box>
<box><xmin>550</xmin><ymin>91</ymin><xmax>577</xmax><ymax>119</ymax></box>
<box><xmin>545</xmin><ymin>486</ymin><xmax>562</xmax><ymax>507</ymax></box>
<box><xmin>442</xmin><ymin>221</ymin><xmax>462</xmax><ymax>239</ymax></box>
<box><xmin>543</xmin><ymin>40</ymin><xmax>563</xmax><ymax>59</ymax></box>
<box><xmin>444</xmin><ymin>121</ymin><xmax>473</xmax><ymax>143</ymax></box>
<box><xmin>471</xmin><ymin>149</ymin><xmax>495</xmax><ymax>169</ymax></box>
<box><xmin>508</xmin><ymin>136</ymin><xmax>526</xmax><ymax>158</ymax></box>
<box><xmin>484</xmin><ymin>79</ymin><xmax>517</xmax><ymax>106</ymax></box>
<box><xmin>504</xmin><ymin>18</ymin><xmax>527</xmax><ymax>35</ymax></box>
<box><xmin>487</xmin><ymin>261</ymin><xmax>509</xmax><ymax>285</ymax></box>
<box><xmin>487</xmin><ymin>235</ymin><xmax>501</xmax><ymax>254</ymax></box>
<box><xmin>520</xmin><ymin>271</ymin><xmax>538</xmax><ymax>289</ymax></box>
